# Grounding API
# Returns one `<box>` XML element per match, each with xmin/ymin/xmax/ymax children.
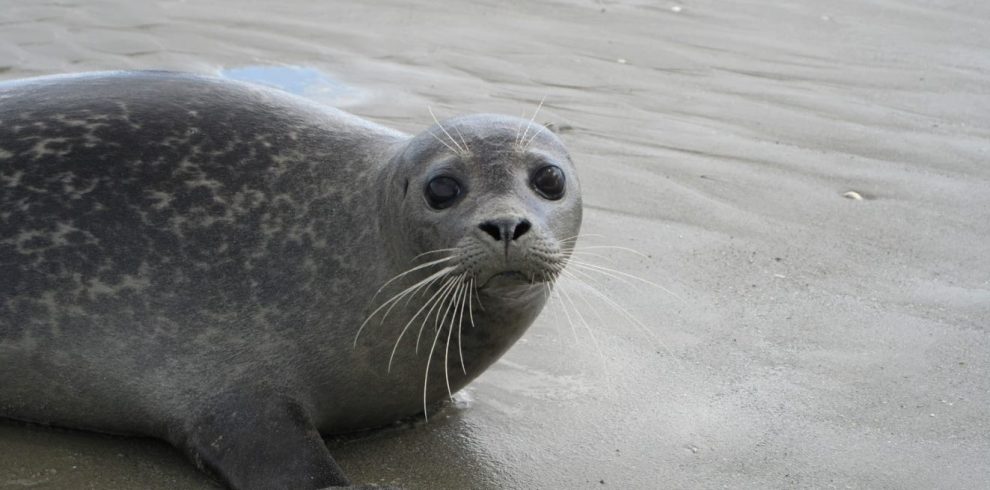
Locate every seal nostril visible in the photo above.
<box><xmin>512</xmin><ymin>219</ymin><xmax>531</xmax><ymax>240</ymax></box>
<box><xmin>479</xmin><ymin>221</ymin><xmax>502</xmax><ymax>241</ymax></box>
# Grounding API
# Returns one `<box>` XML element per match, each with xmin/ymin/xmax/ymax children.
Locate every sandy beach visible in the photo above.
<box><xmin>1</xmin><ymin>0</ymin><xmax>988</xmax><ymax>488</ymax></box>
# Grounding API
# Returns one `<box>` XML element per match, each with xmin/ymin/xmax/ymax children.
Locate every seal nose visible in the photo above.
<box><xmin>479</xmin><ymin>217</ymin><xmax>531</xmax><ymax>242</ymax></box>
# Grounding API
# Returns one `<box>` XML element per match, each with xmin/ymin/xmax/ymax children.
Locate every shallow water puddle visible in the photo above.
<box><xmin>219</xmin><ymin>65</ymin><xmax>365</xmax><ymax>106</ymax></box>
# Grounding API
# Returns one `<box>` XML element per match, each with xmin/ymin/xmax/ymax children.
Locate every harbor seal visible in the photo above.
<box><xmin>0</xmin><ymin>71</ymin><xmax>581</xmax><ymax>488</ymax></box>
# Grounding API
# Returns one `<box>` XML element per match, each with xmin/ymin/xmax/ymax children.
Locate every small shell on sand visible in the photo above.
<box><xmin>842</xmin><ymin>191</ymin><xmax>864</xmax><ymax>200</ymax></box>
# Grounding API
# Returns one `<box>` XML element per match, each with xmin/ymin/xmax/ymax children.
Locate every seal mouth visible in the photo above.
<box><xmin>479</xmin><ymin>270</ymin><xmax>532</xmax><ymax>289</ymax></box>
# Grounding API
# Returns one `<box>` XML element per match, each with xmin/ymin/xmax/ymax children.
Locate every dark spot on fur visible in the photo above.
<box><xmin>23</xmin><ymin>235</ymin><xmax>52</xmax><ymax>249</ymax></box>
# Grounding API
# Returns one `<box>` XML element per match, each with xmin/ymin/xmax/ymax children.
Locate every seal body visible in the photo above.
<box><xmin>0</xmin><ymin>72</ymin><xmax>581</xmax><ymax>488</ymax></box>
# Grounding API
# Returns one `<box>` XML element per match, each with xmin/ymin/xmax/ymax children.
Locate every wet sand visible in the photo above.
<box><xmin>2</xmin><ymin>0</ymin><xmax>989</xmax><ymax>488</ymax></box>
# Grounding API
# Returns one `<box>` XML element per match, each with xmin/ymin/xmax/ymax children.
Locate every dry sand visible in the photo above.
<box><xmin>1</xmin><ymin>0</ymin><xmax>989</xmax><ymax>488</ymax></box>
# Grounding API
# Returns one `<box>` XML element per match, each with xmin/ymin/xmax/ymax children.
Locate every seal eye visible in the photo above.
<box><xmin>532</xmin><ymin>165</ymin><xmax>565</xmax><ymax>200</ymax></box>
<box><xmin>425</xmin><ymin>176</ymin><xmax>462</xmax><ymax>209</ymax></box>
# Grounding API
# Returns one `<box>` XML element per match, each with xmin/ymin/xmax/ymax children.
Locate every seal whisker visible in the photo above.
<box><xmin>428</xmin><ymin>106</ymin><xmax>466</xmax><ymax>155</ymax></box>
<box><xmin>355</xmin><ymin>266</ymin><xmax>456</xmax><ymax>345</ymax></box>
<box><xmin>567</xmin><ymin>261</ymin><xmax>637</xmax><ymax>289</ymax></box>
<box><xmin>559</xmin><ymin>270</ymin><xmax>607</xmax><ymax>328</ymax></box>
<box><xmin>423</xmin><ymin>274</ymin><xmax>467</xmax><ymax>420</ymax></box>
<box><xmin>459</xmin><ymin>277</ymin><xmax>475</xmax><ymax>374</ymax></box>
<box><xmin>388</xmin><ymin>276</ymin><xmax>460</xmax><ymax>372</ymax></box>
<box><xmin>554</xmin><ymin>275</ymin><xmax>608</xmax><ymax>371</ymax></box>
<box><xmin>563</xmin><ymin>250</ymin><xmax>614</xmax><ymax>262</ymax></box>
<box><xmin>568</xmin><ymin>260</ymin><xmax>686</xmax><ymax>304</ymax></box>
<box><xmin>392</xmin><ymin>277</ymin><xmax>458</xmax><ymax>370</ymax></box>
<box><xmin>419</xmin><ymin>272</ymin><xmax>464</xmax><ymax>352</ymax></box>
<box><xmin>471</xmin><ymin>276</ymin><xmax>486</xmax><ymax>312</ymax></box>
<box><xmin>558</xmin><ymin>233</ymin><xmax>605</xmax><ymax>243</ymax></box>
<box><xmin>514</xmin><ymin>111</ymin><xmax>528</xmax><ymax>146</ymax></box>
<box><xmin>539</xmin><ymin>273</ymin><xmax>564</xmax><ymax>339</ymax></box>
<box><xmin>409</xmin><ymin>275</ymin><xmax>459</xmax><ymax>359</ymax></box>
<box><xmin>565</xmin><ymin>244</ymin><xmax>650</xmax><ymax>260</ymax></box>
<box><xmin>557</xmin><ymin>267</ymin><xmax>687</xmax><ymax>375</ymax></box>
<box><xmin>376</xmin><ymin>262</ymin><xmax>454</xmax><ymax>311</ymax></box>
<box><xmin>427</xmin><ymin>132</ymin><xmax>459</xmax><ymax>155</ymax></box>
<box><xmin>549</xmin><ymin>275</ymin><xmax>581</xmax><ymax>342</ymax></box>
<box><xmin>412</xmin><ymin>248</ymin><xmax>460</xmax><ymax>262</ymax></box>
<box><xmin>560</xmin><ymin>266</ymin><xmax>637</xmax><ymax>322</ymax></box>
<box><xmin>395</xmin><ymin>267</ymin><xmax>453</xmax><ymax>317</ymax></box>
<box><xmin>370</xmin><ymin>255</ymin><xmax>454</xmax><ymax>304</ymax></box>
<box><xmin>466</xmin><ymin>277</ymin><xmax>477</xmax><ymax>330</ymax></box>
<box><xmin>443</xmin><ymin>280</ymin><xmax>468</xmax><ymax>401</ymax></box>
<box><xmin>452</xmin><ymin>125</ymin><xmax>471</xmax><ymax>155</ymax></box>
<box><xmin>523</xmin><ymin>119</ymin><xmax>550</xmax><ymax>150</ymax></box>
<box><xmin>518</xmin><ymin>95</ymin><xmax>546</xmax><ymax>151</ymax></box>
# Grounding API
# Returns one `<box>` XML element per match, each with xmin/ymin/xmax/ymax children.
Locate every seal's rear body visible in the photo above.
<box><xmin>0</xmin><ymin>72</ymin><xmax>398</xmax><ymax>432</ymax></box>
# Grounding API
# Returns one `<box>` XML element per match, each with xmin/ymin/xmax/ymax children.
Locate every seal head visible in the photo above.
<box><xmin>381</xmin><ymin>114</ymin><xmax>582</xmax><ymax>290</ymax></box>
<box><xmin>351</xmin><ymin>113</ymin><xmax>583</xmax><ymax>422</ymax></box>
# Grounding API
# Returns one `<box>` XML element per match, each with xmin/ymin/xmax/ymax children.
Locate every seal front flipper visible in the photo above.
<box><xmin>169</xmin><ymin>391</ymin><xmax>350</xmax><ymax>489</ymax></box>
